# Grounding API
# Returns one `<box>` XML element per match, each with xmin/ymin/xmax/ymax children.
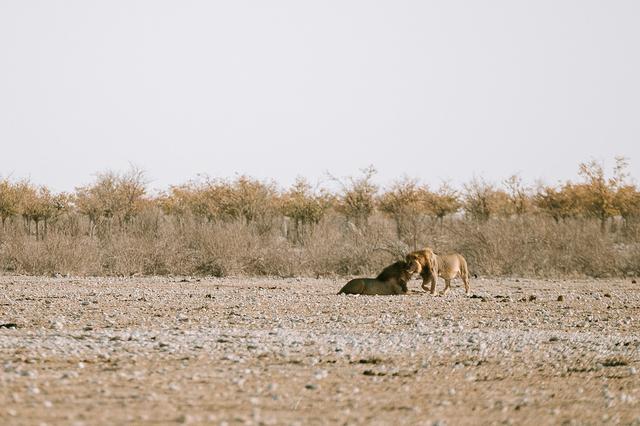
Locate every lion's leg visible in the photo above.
<box><xmin>429</xmin><ymin>277</ymin><xmax>437</xmax><ymax>295</ymax></box>
<box><xmin>421</xmin><ymin>278</ymin><xmax>430</xmax><ymax>293</ymax></box>
<box><xmin>440</xmin><ymin>279</ymin><xmax>451</xmax><ymax>296</ymax></box>
<box><xmin>459</xmin><ymin>256</ymin><xmax>471</xmax><ymax>295</ymax></box>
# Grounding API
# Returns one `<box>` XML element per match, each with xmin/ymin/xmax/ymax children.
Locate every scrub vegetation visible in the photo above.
<box><xmin>0</xmin><ymin>158</ymin><xmax>639</xmax><ymax>277</ymax></box>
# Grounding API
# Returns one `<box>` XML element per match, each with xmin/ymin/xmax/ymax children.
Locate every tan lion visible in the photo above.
<box><xmin>406</xmin><ymin>248</ymin><xmax>470</xmax><ymax>296</ymax></box>
<box><xmin>337</xmin><ymin>260</ymin><xmax>416</xmax><ymax>296</ymax></box>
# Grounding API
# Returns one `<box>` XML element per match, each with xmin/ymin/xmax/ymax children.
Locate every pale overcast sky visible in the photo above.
<box><xmin>1</xmin><ymin>1</ymin><xmax>639</xmax><ymax>192</ymax></box>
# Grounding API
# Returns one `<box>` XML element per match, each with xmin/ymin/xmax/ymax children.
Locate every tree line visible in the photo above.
<box><xmin>1</xmin><ymin>158</ymin><xmax>639</xmax><ymax>243</ymax></box>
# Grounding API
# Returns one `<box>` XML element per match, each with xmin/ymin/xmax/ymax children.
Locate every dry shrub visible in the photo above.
<box><xmin>75</xmin><ymin>167</ymin><xmax>147</xmax><ymax>237</ymax></box>
<box><xmin>619</xmin><ymin>242</ymin><xmax>640</xmax><ymax>277</ymax></box>
<box><xmin>302</xmin><ymin>213</ymin><xmax>399</xmax><ymax>276</ymax></box>
<box><xmin>280</xmin><ymin>177</ymin><xmax>333</xmax><ymax>244</ymax></box>
<box><xmin>173</xmin><ymin>220</ymin><xmax>254</xmax><ymax>276</ymax></box>
<box><xmin>0</xmin><ymin>232</ymin><xmax>101</xmax><ymax>275</ymax></box>
<box><xmin>440</xmin><ymin>217</ymin><xmax>619</xmax><ymax>277</ymax></box>
<box><xmin>0</xmin><ymin>212</ymin><xmax>634</xmax><ymax>278</ymax></box>
<box><xmin>0</xmin><ymin>178</ymin><xmax>21</xmax><ymax>230</ymax></box>
<box><xmin>99</xmin><ymin>230</ymin><xmax>180</xmax><ymax>276</ymax></box>
<box><xmin>463</xmin><ymin>177</ymin><xmax>512</xmax><ymax>221</ymax></box>
<box><xmin>332</xmin><ymin>166</ymin><xmax>378</xmax><ymax>229</ymax></box>
<box><xmin>378</xmin><ymin>177</ymin><xmax>432</xmax><ymax>247</ymax></box>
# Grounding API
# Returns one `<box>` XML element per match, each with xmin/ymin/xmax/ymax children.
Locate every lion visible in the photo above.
<box><xmin>406</xmin><ymin>248</ymin><xmax>470</xmax><ymax>296</ymax></box>
<box><xmin>337</xmin><ymin>260</ymin><xmax>416</xmax><ymax>296</ymax></box>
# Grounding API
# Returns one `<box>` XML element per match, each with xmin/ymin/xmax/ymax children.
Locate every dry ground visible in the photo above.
<box><xmin>0</xmin><ymin>275</ymin><xmax>639</xmax><ymax>425</ymax></box>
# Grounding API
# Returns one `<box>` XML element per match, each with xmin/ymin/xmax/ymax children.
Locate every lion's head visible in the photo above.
<box><xmin>405</xmin><ymin>255</ymin><xmax>422</xmax><ymax>274</ymax></box>
<box><xmin>406</xmin><ymin>248</ymin><xmax>438</xmax><ymax>276</ymax></box>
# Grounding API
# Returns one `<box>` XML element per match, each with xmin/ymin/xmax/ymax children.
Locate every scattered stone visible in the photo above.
<box><xmin>314</xmin><ymin>370</ymin><xmax>328</xmax><ymax>380</ymax></box>
<box><xmin>362</xmin><ymin>370</ymin><xmax>377</xmax><ymax>376</ymax></box>
<box><xmin>357</xmin><ymin>357</ymin><xmax>382</xmax><ymax>365</ymax></box>
<box><xmin>175</xmin><ymin>414</ymin><xmax>192</xmax><ymax>423</ymax></box>
<box><xmin>222</xmin><ymin>354</ymin><xmax>242</xmax><ymax>363</ymax></box>
<box><xmin>61</xmin><ymin>371</ymin><xmax>79</xmax><ymax>379</ymax></box>
<box><xmin>601</xmin><ymin>357</ymin><xmax>629</xmax><ymax>367</ymax></box>
<box><xmin>0</xmin><ymin>323</ymin><xmax>18</xmax><ymax>329</ymax></box>
<box><xmin>50</xmin><ymin>320</ymin><xmax>65</xmax><ymax>330</ymax></box>
<box><xmin>469</xmin><ymin>295</ymin><xmax>487</xmax><ymax>302</ymax></box>
<box><xmin>1</xmin><ymin>275</ymin><xmax>637</xmax><ymax>423</ymax></box>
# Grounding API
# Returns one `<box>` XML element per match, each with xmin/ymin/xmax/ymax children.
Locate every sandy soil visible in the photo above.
<box><xmin>0</xmin><ymin>275</ymin><xmax>639</xmax><ymax>425</ymax></box>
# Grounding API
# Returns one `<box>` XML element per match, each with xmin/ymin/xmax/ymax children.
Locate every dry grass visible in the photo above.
<box><xmin>1</xmin><ymin>209</ymin><xmax>638</xmax><ymax>278</ymax></box>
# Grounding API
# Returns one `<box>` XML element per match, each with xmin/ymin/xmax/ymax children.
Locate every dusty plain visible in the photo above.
<box><xmin>1</xmin><ymin>275</ymin><xmax>639</xmax><ymax>425</ymax></box>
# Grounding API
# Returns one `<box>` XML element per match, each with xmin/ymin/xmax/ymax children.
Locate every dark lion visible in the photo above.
<box><xmin>337</xmin><ymin>260</ymin><xmax>416</xmax><ymax>296</ymax></box>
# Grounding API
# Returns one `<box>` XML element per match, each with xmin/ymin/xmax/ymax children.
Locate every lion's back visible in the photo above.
<box><xmin>376</xmin><ymin>260</ymin><xmax>409</xmax><ymax>282</ymax></box>
<box><xmin>439</xmin><ymin>253</ymin><xmax>467</xmax><ymax>278</ymax></box>
<box><xmin>338</xmin><ymin>278</ymin><xmax>404</xmax><ymax>296</ymax></box>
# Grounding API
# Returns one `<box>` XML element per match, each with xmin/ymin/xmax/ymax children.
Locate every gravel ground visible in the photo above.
<box><xmin>0</xmin><ymin>275</ymin><xmax>639</xmax><ymax>425</ymax></box>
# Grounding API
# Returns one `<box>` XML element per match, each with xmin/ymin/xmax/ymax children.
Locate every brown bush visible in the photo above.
<box><xmin>161</xmin><ymin>176</ymin><xmax>279</xmax><ymax>233</ymax></box>
<box><xmin>615</xmin><ymin>185</ymin><xmax>640</xmax><ymax>220</ymax></box>
<box><xmin>378</xmin><ymin>178</ymin><xmax>428</xmax><ymax>237</ymax></box>
<box><xmin>503</xmin><ymin>175</ymin><xmax>532</xmax><ymax>216</ymax></box>
<box><xmin>75</xmin><ymin>167</ymin><xmax>147</xmax><ymax>237</ymax></box>
<box><xmin>332</xmin><ymin>166</ymin><xmax>378</xmax><ymax>229</ymax></box>
<box><xmin>463</xmin><ymin>177</ymin><xmax>511</xmax><ymax>221</ymax></box>
<box><xmin>534</xmin><ymin>183</ymin><xmax>582</xmax><ymax>222</ymax></box>
<box><xmin>576</xmin><ymin>159</ymin><xmax>622</xmax><ymax>230</ymax></box>
<box><xmin>428</xmin><ymin>183</ymin><xmax>462</xmax><ymax>222</ymax></box>
<box><xmin>0</xmin><ymin>178</ymin><xmax>21</xmax><ymax>230</ymax></box>
<box><xmin>280</xmin><ymin>177</ymin><xmax>333</xmax><ymax>243</ymax></box>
